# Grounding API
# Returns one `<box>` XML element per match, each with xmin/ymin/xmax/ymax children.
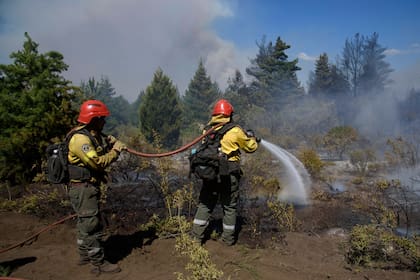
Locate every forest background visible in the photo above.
<box><xmin>1</xmin><ymin>32</ymin><xmax>419</xmax><ymax>185</ymax></box>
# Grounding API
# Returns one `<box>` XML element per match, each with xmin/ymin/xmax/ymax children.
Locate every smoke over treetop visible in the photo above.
<box><xmin>0</xmin><ymin>0</ymin><xmax>240</xmax><ymax>102</ymax></box>
<box><xmin>1</xmin><ymin>0</ymin><xmax>419</xmax><ymax>103</ymax></box>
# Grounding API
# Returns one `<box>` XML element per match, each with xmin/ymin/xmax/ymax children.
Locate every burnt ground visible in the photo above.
<box><xmin>0</xmin><ymin>188</ymin><xmax>418</xmax><ymax>280</ymax></box>
<box><xmin>0</xmin><ymin>159</ymin><xmax>419</xmax><ymax>279</ymax></box>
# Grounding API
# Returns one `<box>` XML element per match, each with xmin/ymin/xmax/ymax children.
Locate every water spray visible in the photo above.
<box><xmin>260</xmin><ymin>139</ymin><xmax>311</xmax><ymax>205</ymax></box>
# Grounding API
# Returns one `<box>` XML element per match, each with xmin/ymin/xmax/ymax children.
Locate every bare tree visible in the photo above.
<box><xmin>341</xmin><ymin>33</ymin><xmax>365</xmax><ymax>97</ymax></box>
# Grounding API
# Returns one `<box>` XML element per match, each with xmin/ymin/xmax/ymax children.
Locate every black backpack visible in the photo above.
<box><xmin>189</xmin><ymin>122</ymin><xmax>237</xmax><ymax>180</ymax></box>
<box><xmin>46</xmin><ymin>128</ymin><xmax>96</xmax><ymax>184</ymax></box>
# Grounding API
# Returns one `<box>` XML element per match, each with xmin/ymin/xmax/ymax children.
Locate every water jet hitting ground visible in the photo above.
<box><xmin>260</xmin><ymin>140</ymin><xmax>311</xmax><ymax>205</ymax></box>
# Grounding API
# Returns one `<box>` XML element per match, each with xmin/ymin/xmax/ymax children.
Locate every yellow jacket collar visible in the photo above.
<box><xmin>208</xmin><ymin>115</ymin><xmax>231</xmax><ymax>125</ymax></box>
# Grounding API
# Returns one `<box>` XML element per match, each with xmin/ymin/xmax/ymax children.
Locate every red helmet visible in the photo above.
<box><xmin>77</xmin><ymin>100</ymin><xmax>110</xmax><ymax>124</ymax></box>
<box><xmin>212</xmin><ymin>99</ymin><xmax>234</xmax><ymax>116</ymax></box>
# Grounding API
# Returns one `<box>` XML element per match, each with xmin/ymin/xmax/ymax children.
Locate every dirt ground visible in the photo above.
<box><xmin>0</xmin><ymin>209</ymin><xmax>417</xmax><ymax>280</ymax></box>
<box><xmin>0</xmin><ymin>158</ymin><xmax>419</xmax><ymax>280</ymax></box>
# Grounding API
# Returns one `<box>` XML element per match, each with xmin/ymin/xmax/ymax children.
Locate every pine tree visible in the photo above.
<box><xmin>308</xmin><ymin>53</ymin><xmax>332</xmax><ymax>96</ymax></box>
<box><xmin>128</xmin><ymin>94</ymin><xmax>142</xmax><ymax>126</ymax></box>
<box><xmin>308</xmin><ymin>53</ymin><xmax>350</xmax><ymax>99</ymax></box>
<box><xmin>139</xmin><ymin>68</ymin><xmax>182</xmax><ymax>148</ymax></box>
<box><xmin>80</xmin><ymin>76</ymin><xmax>132</xmax><ymax>134</ymax></box>
<box><xmin>183</xmin><ymin>59</ymin><xmax>221</xmax><ymax>125</ymax></box>
<box><xmin>0</xmin><ymin>33</ymin><xmax>78</xmax><ymax>184</ymax></box>
<box><xmin>329</xmin><ymin>64</ymin><xmax>350</xmax><ymax>95</ymax></box>
<box><xmin>246</xmin><ymin>36</ymin><xmax>304</xmax><ymax>111</ymax></box>
<box><xmin>224</xmin><ymin>70</ymin><xmax>250</xmax><ymax>118</ymax></box>
<box><xmin>358</xmin><ymin>32</ymin><xmax>393</xmax><ymax>95</ymax></box>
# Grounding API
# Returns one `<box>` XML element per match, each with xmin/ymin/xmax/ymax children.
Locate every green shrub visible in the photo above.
<box><xmin>175</xmin><ymin>233</ymin><xmax>224</xmax><ymax>280</ymax></box>
<box><xmin>297</xmin><ymin>147</ymin><xmax>325</xmax><ymax>180</ymax></box>
<box><xmin>0</xmin><ymin>187</ymin><xmax>70</xmax><ymax>217</ymax></box>
<box><xmin>267</xmin><ymin>199</ymin><xmax>299</xmax><ymax>232</ymax></box>
<box><xmin>349</xmin><ymin>149</ymin><xmax>376</xmax><ymax>176</ymax></box>
<box><xmin>346</xmin><ymin>224</ymin><xmax>420</xmax><ymax>271</ymax></box>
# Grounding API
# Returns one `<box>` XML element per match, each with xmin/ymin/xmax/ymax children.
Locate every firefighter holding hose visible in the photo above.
<box><xmin>67</xmin><ymin>100</ymin><xmax>126</xmax><ymax>274</ymax></box>
<box><xmin>191</xmin><ymin>99</ymin><xmax>259</xmax><ymax>245</ymax></box>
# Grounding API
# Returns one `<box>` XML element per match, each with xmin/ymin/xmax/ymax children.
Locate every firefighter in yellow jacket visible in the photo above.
<box><xmin>192</xmin><ymin>99</ymin><xmax>259</xmax><ymax>245</ymax></box>
<box><xmin>67</xmin><ymin>100</ymin><xmax>126</xmax><ymax>274</ymax></box>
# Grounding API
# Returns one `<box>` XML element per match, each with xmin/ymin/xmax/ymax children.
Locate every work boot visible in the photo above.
<box><xmin>221</xmin><ymin>236</ymin><xmax>236</xmax><ymax>246</ymax></box>
<box><xmin>91</xmin><ymin>260</ymin><xmax>121</xmax><ymax>274</ymax></box>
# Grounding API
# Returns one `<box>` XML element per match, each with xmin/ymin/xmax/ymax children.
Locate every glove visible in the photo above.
<box><xmin>112</xmin><ymin>140</ymin><xmax>127</xmax><ymax>153</ymax></box>
<box><xmin>107</xmin><ymin>135</ymin><xmax>118</xmax><ymax>145</ymax></box>
<box><xmin>246</xmin><ymin>129</ymin><xmax>255</xmax><ymax>138</ymax></box>
<box><xmin>246</xmin><ymin>129</ymin><xmax>261</xmax><ymax>143</ymax></box>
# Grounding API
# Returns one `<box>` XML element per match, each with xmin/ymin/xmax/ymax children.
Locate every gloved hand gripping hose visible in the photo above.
<box><xmin>246</xmin><ymin>129</ymin><xmax>261</xmax><ymax>143</ymax></box>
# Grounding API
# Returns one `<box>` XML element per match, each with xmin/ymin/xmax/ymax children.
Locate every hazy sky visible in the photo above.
<box><xmin>1</xmin><ymin>0</ymin><xmax>420</xmax><ymax>102</ymax></box>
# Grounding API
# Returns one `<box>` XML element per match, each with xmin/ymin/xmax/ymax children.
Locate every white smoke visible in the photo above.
<box><xmin>352</xmin><ymin>90</ymin><xmax>402</xmax><ymax>137</ymax></box>
<box><xmin>0</xmin><ymin>0</ymin><xmax>244</xmax><ymax>102</ymax></box>
<box><xmin>351</xmin><ymin>59</ymin><xmax>420</xmax><ymax>138</ymax></box>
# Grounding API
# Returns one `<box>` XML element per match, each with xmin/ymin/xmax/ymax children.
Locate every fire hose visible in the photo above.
<box><xmin>125</xmin><ymin>122</ymin><xmax>226</xmax><ymax>157</ymax></box>
<box><xmin>0</xmin><ymin>213</ymin><xmax>77</xmax><ymax>255</ymax></box>
<box><xmin>0</xmin><ymin>123</ymin><xmax>227</xmax><ymax>255</ymax></box>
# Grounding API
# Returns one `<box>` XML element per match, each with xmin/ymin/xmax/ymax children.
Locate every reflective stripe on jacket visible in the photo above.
<box><xmin>68</xmin><ymin>128</ymin><xmax>118</xmax><ymax>182</ymax></box>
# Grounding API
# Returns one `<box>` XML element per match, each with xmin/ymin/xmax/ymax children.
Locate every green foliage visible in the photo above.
<box><xmin>323</xmin><ymin>126</ymin><xmax>358</xmax><ymax>160</ymax></box>
<box><xmin>267</xmin><ymin>199</ymin><xmax>299</xmax><ymax>232</ymax></box>
<box><xmin>108</xmin><ymin>125</ymin><xmax>151</xmax><ymax>182</ymax></box>
<box><xmin>349</xmin><ymin>148</ymin><xmax>376</xmax><ymax>176</ymax></box>
<box><xmin>346</xmin><ymin>177</ymin><xmax>420</xmax><ymax>272</ymax></box>
<box><xmin>352</xmin><ymin>179</ymin><xmax>398</xmax><ymax>228</ymax></box>
<box><xmin>224</xmin><ymin>70</ymin><xmax>253</xmax><ymax>124</ymax></box>
<box><xmin>175</xmin><ymin>233</ymin><xmax>224</xmax><ymax>280</ymax></box>
<box><xmin>128</xmin><ymin>94</ymin><xmax>142</xmax><ymax>126</ymax></box>
<box><xmin>297</xmin><ymin>147</ymin><xmax>325</xmax><ymax>180</ymax></box>
<box><xmin>0</xmin><ymin>33</ymin><xmax>79</xmax><ymax>184</ymax></box>
<box><xmin>182</xmin><ymin>59</ymin><xmax>221</xmax><ymax>125</ymax></box>
<box><xmin>0</xmin><ymin>187</ymin><xmax>70</xmax><ymax>216</ymax></box>
<box><xmin>80</xmin><ymin>76</ymin><xmax>134</xmax><ymax>135</ymax></box>
<box><xmin>152</xmin><ymin>133</ymin><xmax>175</xmax><ymax>217</ymax></box>
<box><xmin>246</xmin><ymin>36</ymin><xmax>304</xmax><ymax>112</ymax></box>
<box><xmin>138</xmin><ymin>180</ymin><xmax>194</xmax><ymax>239</ymax></box>
<box><xmin>308</xmin><ymin>53</ymin><xmax>349</xmax><ymax>98</ymax></box>
<box><xmin>249</xmin><ymin>175</ymin><xmax>281</xmax><ymax>199</ymax></box>
<box><xmin>346</xmin><ymin>224</ymin><xmax>419</xmax><ymax>271</ymax></box>
<box><xmin>385</xmin><ymin>137</ymin><xmax>419</xmax><ymax>169</ymax></box>
<box><xmin>172</xmin><ymin>183</ymin><xmax>196</xmax><ymax>218</ymax></box>
<box><xmin>358</xmin><ymin>32</ymin><xmax>393</xmax><ymax>95</ymax></box>
<box><xmin>138</xmin><ymin>214</ymin><xmax>191</xmax><ymax>239</ymax></box>
<box><xmin>138</xmin><ymin>172</ymin><xmax>223</xmax><ymax>280</ymax></box>
<box><xmin>340</xmin><ymin>32</ymin><xmax>392</xmax><ymax>97</ymax></box>
<box><xmin>308</xmin><ymin>53</ymin><xmax>332</xmax><ymax>96</ymax></box>
<box><xmin>139</xmin><ymin>68</ymin><xmax>182</xmax><ymax>148</ymax></box>
<box><xmin>156</xmin><ymin>157</ymin><xmax>223</xmax><ymax>279</ymax></box>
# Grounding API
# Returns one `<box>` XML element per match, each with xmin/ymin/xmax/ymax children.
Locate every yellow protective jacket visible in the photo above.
<box><xmin>68</xmin><ymin>126</ymin><xmax>119</xmax><ymax>183</ymax></box>
<box><xmin>207</xmin><ymin>115</ymin><xmax>258</xmax><ymax>162</ymax></box>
